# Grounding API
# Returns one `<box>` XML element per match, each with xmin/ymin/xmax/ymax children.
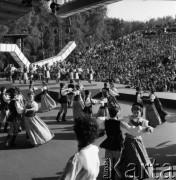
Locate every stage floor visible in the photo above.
<box><xmin>0</xmin><ymin>100</ymin><xmax>175</xmax><ymax>180</ymax></box>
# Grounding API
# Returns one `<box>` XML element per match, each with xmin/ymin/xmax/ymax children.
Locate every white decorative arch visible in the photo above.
<box><xmin>0</xmin><ymin>41</ymin><xmax>76</xmax><ymax>68</ymax></box>
<box><xmin>0</xmin><ymin>43</ymin><xmax>30</xmax><ymax>67</ymax></box>
<box><xmin>32</xmin><ymin>41</ymin><xmax>76</xmax><ymax>67</ymax></box>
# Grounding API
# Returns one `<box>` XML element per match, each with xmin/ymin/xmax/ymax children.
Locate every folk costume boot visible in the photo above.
<box><xmin>56</xmin><ymin>112</ymin><xmax>61</xmax><ymax>122</ymax></box>
<box><xmin>62</xmin><ymin>113</ymin><xmax>67</xmax><ymax>122</ymax></box>
<box><xmin>11</xmin><ymin>135</ymin><xmax>17</xmax><ymax>146</ymax></box>
<box><xmin>3</xmin><ymin>122</ymin><xmax>9</xmax><ymax>133</ymax></box>
<box><xmin>5</xmin><ymin>134</ymin><xmax>12</xmax><ymax>148</ymax></box>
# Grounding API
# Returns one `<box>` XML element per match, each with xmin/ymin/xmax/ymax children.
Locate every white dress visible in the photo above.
<box><xmin>59</xmin><ymin>144</ymin><xmax>100</xmax><ymax>180</ymax></box>
<box><xmin>24</xmin><ymin>101</ymin><xmax>54</xmax><ymax>146</ymax></box>
<box><xmin>46</xmin><ymin>69</ymin><xmax>50</xmax><ymax>79</ymax></box>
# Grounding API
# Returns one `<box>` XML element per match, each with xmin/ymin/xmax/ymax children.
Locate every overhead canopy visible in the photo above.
<box><xmin>0</xmin><ymin>0</ymin><xmax>122</xmax><ymax>25</ymax></box>
<box><xmin>0</xmin><ymin>0</ymin><xmax>43</xmax><ymax>25</ymax></box>
<box><xmin>57</xmin><ymin>0</ymin><xmax>121</xmax><ymax>18</ymax></box>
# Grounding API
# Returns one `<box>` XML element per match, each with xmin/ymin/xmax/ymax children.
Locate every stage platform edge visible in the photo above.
<box><xmin>0</xmin><ymin>81</ymin><xmax>175</xmax><ymax>109</ymax></box>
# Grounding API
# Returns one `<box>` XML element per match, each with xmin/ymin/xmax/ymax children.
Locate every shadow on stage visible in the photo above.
<box><xmin>41</xmin><ymin>115</ymin><xmax>73</xmax><ymax>121</ymax></box>
<box><xmin>53</xmin><ymin>132</ymin><xmax>75</xmax><ymax>141</ymax></box>
<box><xmin>147</xmin><ymin>142</ymin><xmax>176</xmax><ymax>165</ymax></box>
<box><xmin>0</xmin><ymin>134</ymin><xmax>37</xmax><ymax>150</ymax></box>
<box><xmin>51</xmin><ymin>125</ymin><xmax>73</xmax><ymax>132</ymax></box>
<box><xmin>32</xmin><ymin>177</ymin><xmax>59</xmax><ymax>180</ymax></box>
<box><xmin>54</xmin><ymin>168</ymin><xmax>106</xmax><ymax>180</ymax></box>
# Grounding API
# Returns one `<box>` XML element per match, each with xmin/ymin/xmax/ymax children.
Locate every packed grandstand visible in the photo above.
<box><xmin>1</xmin><ymin>26</ymin><xmax>176</xmax><ymax>93</ymax></box>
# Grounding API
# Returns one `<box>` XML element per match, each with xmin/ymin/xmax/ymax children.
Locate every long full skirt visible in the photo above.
<box><xmin>96</xmin><ymin>106</ymin><xmax>109</xmax><ymax>118</ymax></box>
<box><xmin>115</xmin><ymin>135</ymin><xmax>153</xmax><ymax>179</ymax></box>
<box><xmin>73</xmin><ymin>101</ymin><xmax>85</xmax><ymax>120</ymax></box>
<box><xmin>154</xmin><ymin>98</ymin><xmax>168</xmax><ymax>123</ymax></box>
<box><xmin>41</xmin><ymin>93</ymin><xmax>56</xmax><ymax>112</ymax></box>
<box><xmin>145</xmin><ymin>104</ymin><xmax>162</xmax><ymax>128</ymax></box>
<box><xmin>24</xmin><ymin>115</ymin><xmax>54</xmax><ymax>146</ymax></box>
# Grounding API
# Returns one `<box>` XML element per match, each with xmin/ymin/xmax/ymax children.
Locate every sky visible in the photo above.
<box><xmin>107</xmin><ymin>0</ymin><xmax>176</xmax><ymax>22</ymax></box>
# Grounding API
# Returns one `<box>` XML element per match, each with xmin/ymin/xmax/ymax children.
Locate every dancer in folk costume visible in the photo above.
<box><xmin>23</xmin><ymin>66</ymin><xmax>28</xmax><ymax>84</ymax></box>
<box><xmin>96</xmin><ymin>91</ymin><xmax>109</xmax><ymax>118</ymax></box>
<box><xmin>24</xmin><ymin>92</ymin><xmax>54</xmax><ymax>147</ymax></box>
<box><xmin>75</xmin><ymin>68</ymin><xmax>79</xmax><ymax>83</ymax></box>
<box><xmin>5</xmin><ymin>88</ymin><xmax>24</xmax><ymax>148</ymax></box>
<box><xmin>89</xmin><ymin>66</ymin><xmax>94</xmax><ymax>83</ymax></box>
<box><xmin>56</xmin><ymin>83</ymin><xmax>70</xmax><ymax>122</ymax></box>
<box><xmin>40</xmin><ymin>81</ymin><xmax>56</xmax><ymax>112</ymax></box>
<box><xmin>136</xmin><ymin>86</ymin><xmax>143</xmax><ymax>105</ymax></box>
<box><xmin>67</xmin><ymin>79</ymin><xmax>75</xmax><ymax>108</ymax></box>
<box><xmin>115</xmin><ymin>103</ymin><xmax>154</xmax><ymax>179</ymax></box>
<box><xmin>15</xmin><ymin>87</ymin><xmax>26</xmax><ymax>131</ymax></box>
<box><xmin>59</xmin><ymin>117</ymin><xmax>100</xmax><ymax>180</ymax></box>
<box><xmin>72</xmin><ymin>85</ymin><xmax>85</xmax><ymax>120</ymax></box>
<box><xmin>55</xmin><ymin>66</ymin><xmax>61</xmax><ymax>84</ymax></box>
<box><xmin>45</xmin><ymin>65</ymin><xmax>50</xmax><ymax>83</ymax></box>
<box><xmin>101</xmin><ymin>82</ymin><xmax>109</xmax><ymax>94</ymax></box>
<box><xmin>145</xmin><ymin>88</ymin><xmax>162</xmax><ymax>128</ymax></box>
<box><xmin>29</xmin><ymin>80</ymin><xmax>38</xmax><ymax>94</ymax></box>
<box><xmin>76</xmin><ymin>81</ymin><xmax>85</xmax><ymax>91</ymax></box>
<box><xmin>82</xmin><ymin>90</ymin><xmax>99</xmax><ymax>118</ymax></box>
<box><xmin>69</xmin><ymin>67</ymin><xmax>74</xmax><ymax>82</ymax></box>
<box><xmin>0</xmin><ymin>86</ymin><xmax>10</xmax><ymax>133</ymax></box>
<box><xmin>109</xmin><ymin>82</ymin><xmax>119</xmax><ymax>100</ymax></box>
<box><xmin>153</xmin><ymin>93</ymin><xmax>168</xmax><ymax>123</ymax></box>
<box><xmin>108</xmin><ymin>82</ymin><xmax>121</xmax><ymax>112</ymax></box>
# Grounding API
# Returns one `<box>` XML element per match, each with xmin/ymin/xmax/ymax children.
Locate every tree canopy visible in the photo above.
<box><xmin>0</xmin><ymin>4</ymin><xmax>175</xmax><ymax>67</ymax></box>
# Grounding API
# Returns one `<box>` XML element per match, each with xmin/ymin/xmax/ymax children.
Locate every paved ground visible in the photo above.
<box><xmin>0</xmin><ymin>100</ymin><xmax>176</xmax><ymax>180</ymax></box>
<box><xmin>0</xmin><ymin>80</ymin><xmax>176</xmax><ymax>180</ymax></box>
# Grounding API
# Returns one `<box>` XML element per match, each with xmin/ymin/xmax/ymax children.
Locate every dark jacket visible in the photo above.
<box><xmin>100</xmin><ymin>119</ymin><xmax>123</xmax><ymax>151</ymax></box>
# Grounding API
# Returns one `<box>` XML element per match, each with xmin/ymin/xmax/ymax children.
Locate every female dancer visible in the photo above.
<box><xmin>145</xmin><ymin>88</ymin><xmax>162</xmax><ymax>127</ymax></box>
<box><xmin>40</xmin><ymin>81</ymin><xmax>56</xmax><ymax>112</ymax></box>
<box><xmin>24</xmin><ymin>92</ymin><xmax>54</xmax><ymax>147</ymax></box>
<box><xmin>82</xmin><ymin>90</ymin><xmax>99</xmax><ymax>118</ymax></box>
<box><xmin>96</xmin><ymin>91</ymin><xmax>109</xmax><ymax>118</ymax></box>
<box><xmin>109</xmin><ymin>82</ymin><xmax>119</xmax><ymax>100</ymax></box>
<box><xmin>115</xmin><ymin>102</ymin><xmax>153</xmax><ymax>179</ymax></box>
<box><xmin>72</xmin><ymin>85</ymin><xmax>85</xmax><ymax>120</ymax></box>
<box><xmin>45</xmin><ymin>66</ymin><xmax>50</xmax><ymax>83</ymax></box>
<box><xmin>153</xmin><ymin>93</ymin><xmax>168</xmax><ymax>123</ymax></box>
<box><xmin>15</xmin><ymin>87</ymin><xmax>26</xmax><ymax>131</ymax></box>
<box><xmin>0</xmin><ymin>86</ymin><xmax>10</xmax><ymax>133</ymax></box>
<box><xmin>29</xmin><ymin>80</ymin><xmax>38</xmax><ymax>94</ymax></box>
<box><xmin>136</xmin><ymin>86</ymin><xmax>143</xmax><ymax>105</ymax></box>
<box><xmin>59</xmin><ymin>116</ymin><xmax>100</xmax><ymax>180</ymax></box>
<box><xmin>67</xmin><ymin>79</ymin><xmax>74</xmax><ymax>108</ymax></box>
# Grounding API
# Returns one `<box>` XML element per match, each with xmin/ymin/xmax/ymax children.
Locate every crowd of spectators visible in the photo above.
<box><xmin>69</xmin><ymin>29</ymin><xmax>176</xmax><ymax>92</ymax></box>
<box><xmin>1</xmin><ymin>28</ymin><xmax>176</xmax><ymax>93</ymax></box>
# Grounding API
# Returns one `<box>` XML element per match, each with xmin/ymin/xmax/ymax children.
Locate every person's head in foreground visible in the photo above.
<box><xmin>108</xmin><ymin>107</ymin><xmax>120</xmax><ymax>118</ymax></box>
<box><xmin>131</xmin><ymin>102</ymin><xmax>143</xmax><ymax>118</ymax></box>
<box><xmin>60</xmin><ymin>83</ymin><xmax>65</xmax><ymax>89</ymax></box>
<box><xmin>74</xmin><ymin>116</ymin><xmax>99</xmax><ymax>151</ymax></box>
<box><xmin>27</xmin><ymin>92</ymin><xmax>35</xmax><ymax>102</ymax></box>
<box><xmin>9</xmin><ymin>88</ymin><xmax>18</xmax><ymax>100</ymax></box>
<box><xmin>85</xmin><ymin>90</ymin><xmax>91</xmax><ymax>97</ymax></box>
